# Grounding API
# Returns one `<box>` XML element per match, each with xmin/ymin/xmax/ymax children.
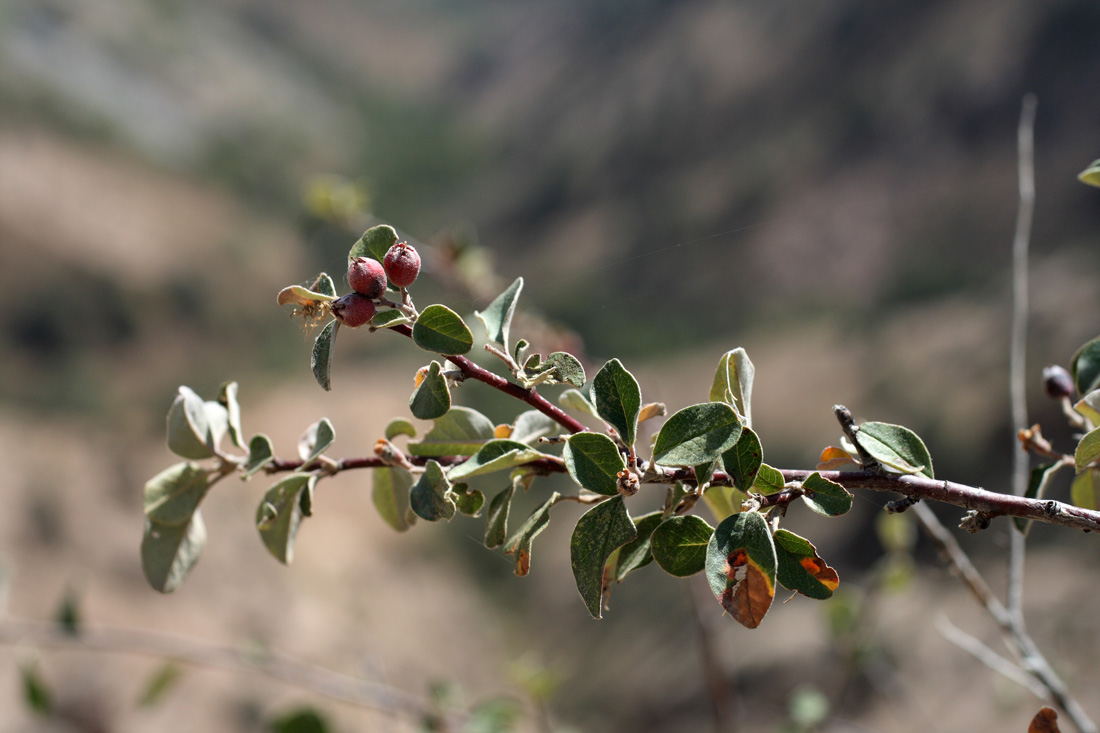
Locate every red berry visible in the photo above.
<box><xmin>348</xmin><ymin>257</ymin><xmax>386</xmax><ymax>298</ymax></box>
<box><xmin>383</xmin><ymin>241</ymin><xmax>421</xmax><ymax>288</ymax></box>
<box><xmin>331</xmin><ymin>293</ymin><xmax>376</xmax><ymax>328</ymax></box>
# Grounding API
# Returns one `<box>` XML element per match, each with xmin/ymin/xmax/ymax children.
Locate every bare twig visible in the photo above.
<box><xmin>935</xmin><ymin>615</ymin><xmax>1050</xmax><ymax>700</ymax></box>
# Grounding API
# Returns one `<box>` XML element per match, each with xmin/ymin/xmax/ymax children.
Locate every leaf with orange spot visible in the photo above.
<box><xmin>504</xmin><ymin>492</ymin><xmax>560</xmax><ymax>576</ymax></box>
<box><xmin>705</xmin><ymin>511</ymin><xmax>776</xmax><ymax>628</ymax></box>
<box><xmin>1028</xmin><ymin>707</ymin><xmax>1061</xmax><ymax>733</ymax></box>
<box><xmin>817</xmin><ymin>446</ymin><xmax>860</xmax><ymax>471</ymax></box>
<box><xmin>773</xmin><ymin>529</ymin><xmax>839</xmax><ymax>599</ymax></box>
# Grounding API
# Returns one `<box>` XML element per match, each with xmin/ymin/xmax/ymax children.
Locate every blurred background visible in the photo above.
<box><xmin>2</xmin><ymin>0</ymin><xmax>1100</xmax><ymax>730</ymax></box>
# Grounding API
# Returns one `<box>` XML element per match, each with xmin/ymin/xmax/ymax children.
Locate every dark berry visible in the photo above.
<box><xmin>1042</xmin><ymin>365</ymin><xmax>1075</xmax><ymax>400</ymax></box>
<box><xmin>348</xmin><ymin>257</ymin><xmax>386</xmax><ymax>298</ymax></box>
<box><xmin>383</xmin><ymin>241</ymin><xmax>421</xmax><ymax>288</ymax></box>
<box><xmin>331</xmin><ymin>293</ymin><xmax>376</xmax><ymax>328</ymax></box>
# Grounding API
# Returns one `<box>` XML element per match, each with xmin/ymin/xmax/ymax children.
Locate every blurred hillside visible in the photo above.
<box><xmin>2</xmin><ymin>0</ymin><xmax>1100</xmax><ymax>731</ymax></box>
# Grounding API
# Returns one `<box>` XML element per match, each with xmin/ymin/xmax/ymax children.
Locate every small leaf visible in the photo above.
<box><xmin>722</xmin><ymin>427</ymin><xmax>762</xmax><ymax>491</ymax></box>
<box><xmin>592</xmin><ymin>359</ymin><xmax>642</xmax><ymax>448</ymax></box>
<box><xmin>570</xmin><ymin>496</ymin><xmax>637</xmax><ymax>618</ymax></box>
<box><xmin>349</xmin><ymin>224</ymin><xmax>398</xmax><ymax>264</ymax></box>
<box><xmin>856</xmin><ymin>421</ymin><xmax>934</xmax><ymax>478</ymax></box>
<box><xmin>384</xmin><ymin>418</ymin><xmax>416</xmax><ymax>440</ymax></box>
<box><xmin>1015</xmin><ymin>462</ymin><xmax>1064</xmax><ymax>534</ymax></box>
<box><xmin>371</xmin><ymin>309</ymin><xmax>412</xmax><ymax>329</ymax></box>
<box><xmin>614</xmin><ymin>512</ymin><xmax>664</xmax><ymax>581</ymax></box>
<box><xmin>801</xmin><ymin>472</ymin><xmax>853</xmax><ymax>516</ymax></box>
<box><xmin>1029</xmin><ymin>706</ymin><xmax>1063</xmax><ymax>733</ymax></box>
<box><xmin>409</xmin><ymin>361</ymin><xmax>451</xmax><ymax>420</ymax></box>
<box><xmin>651</xmin><ymin>515</ymin><xmax>714</xmax><ymax>577</ymax></box>
<box><xmin>203</xmin><ymin>399</ymin><xmax>230</xmax><ymax>451</ymax></box>
<box><xmin>817</xmin><ymin>446</ymin><xmax>860</xmax><ymax>471</ymax></box>
<box><xmin>709</xmin><ymin>348</ymin><xmax>755</xmax><ymax>426</ymax></box>
<box><xmin>504</xmin><ymin>492</ymin><xmax>560</xmax><ymax>576</ymax></box>
<box><xmin>407</xmin><ymin>406</ymin><xmax>495</xmax><ymax>456</ymax></box>
<box><xmin>447</xmin><ymin>440</ymin><xmax>548</xmax><ymax>481</ymax></box>
<box><xmin>541</xmin><ymin>351</ymin><xmax>586</xmax><ymax>388</ymax></box>
<box><xmin>563</xmin><ymin>432</ymin><xmax>626</xmax><ymax>496</ymax></box>
<box><xmin>1079</xmin><ymin>160</ymin><xmax>1100</xmax><ymax>188</ymax></box>
<box><xmin>144</xmin><ymin>462</ymin><xmax>213</xmax><ymax>526</ymax></box>
<box><xmin>138</xmin><ymin>663</ymin><xmax>183</xmax><ymax>707</ymax></box>
<box><xmin>256</xmin><ymin>474</ymin><xmax>315</xmax><ymax>564</ymax></box>
<box><xmin>218</xmin><ymin>381</ymin><xmax>245</xmax><ymax>450</ymax></box>
<box><xmin>702</xmin><ymin>485</ymin><xmax>747</xmax><ymax>522</ymax></box>
<box><xmin>372</xmin><ymin>466</ymin><xmax>413</xmax><ymax>532</ymax></box>
<box><xmin>475</xmin><ymin>277</ymin><xmax>523</xmax><ymax>352</ymax></box>
<box><xmin>20</xmin><ymin>662</ymin><xmax>52</xmax><ymax>715</ymax></box>
<box><xmin>1071</xmin><ymin>469</ymin><xmax>1100</xmax><ymax>510</ymax></box>
<box><xmin>705</xmin><ymin>511</ymin><xmax>777</xmax><ymax>629</ymax></box>
<box><xmin>484</xmin><ymin>483</ymin><xmax>515</xmax><ymax>549</ymax></box>
<box><xmin>410</xmin><ymin>460</ymin><xmax>455</xmax><ymax>521</ymax></box>
<box><xmin>276</xmin><ymin>284</ymin><xmax>337</xmax><ymax>306</ymax></box>
<box><xmin>243</xmin><ymin>434</ymin><xmax>275</xmax><ymax>477</ymax></box>
<box><xmin>270</xmin><ymin>707</ymin><xmax>334</xmax><ymax>733</ymax></box>
<box><xmin>510</xmin><ymin>410</ymin><xmax>559</xmax><ymax>445</ymax></box>
<box><xmin>751</xmin><ymin>463</ymin><xmax>785</xmax><ymax>495</ymax></box>
<box><xmin>413</xmin><ymin>305</ymin><xmax>474</xmax><ymax>355</ymax></box>
<box><xmin>166</xmin><ymin>386</ymin><xmax>214</xmax><ymax>459</ymax></box>
<box><xmin>1075</xmin><ymin>426</ymin><xmax>1100</xmax><ymax>471</ymax></box>
<box><xmin>298</xmin><ymin>418</ymin><xmax>335</xmax><ymax>464</ymax></box>
<box><xmin>1074</xmin><ymin>389</ymin><xmax>1100</xmax><ymax>425</ymax></box>
<box><xmin>559</xmin><ymin>388</ymin><xmax>600</xmax><ymax>418</ymax></box>
<box><xmin>142</xmin><ymin>512</ymin><xmax>207</xmax><ymax>592</ymax></box>
<box><xmin>653</xmin><ymin>402</ymin><xmax>742</xmax><ymax>467</ymax></box>
<box><xmin>773</xmin><ymin>529</ymin><xmax>839</xmax><ymax>599</ymax></box>
<box><xmin>311</xmin><ymin>272</ymin><xmax>337</xmax><ymax>298</ymax></box>
<box><xmin>454</xmin><ymin>483</ymin><xmax>486</xmax><ymax>516</ymax></box>
<box><xmin>310</xmin><ymin>320</ymin><xmax>339</xmax><ymax>391</ymax></box>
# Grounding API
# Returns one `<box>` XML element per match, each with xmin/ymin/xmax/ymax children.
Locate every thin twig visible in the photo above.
<box><xmin>935</xmin><ymin>615</ymin><xmax>1050</xmax><ymax>700</ymax></box>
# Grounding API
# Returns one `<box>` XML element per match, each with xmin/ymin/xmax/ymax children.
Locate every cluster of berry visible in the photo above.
<box><xmin>331</xmin><ymin>241</ymin><xmax>420</xmax><ymax>327</ymax></box>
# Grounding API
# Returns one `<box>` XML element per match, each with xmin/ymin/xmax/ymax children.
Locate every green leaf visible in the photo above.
<box><xmin>593</xmin><ymin>359</ymin><xmax>642</xmax><ymax>447</ymax></box>
<box><xmin>504</xmin><ymin>492</ymin><xmax>560</xmax><ymax>576</ymax></box>
<box><xmin>310</xmin><ymin>320</ymin><xmax>338</xmax><ymax>391</ymax></box>
<box><xmin>269</xmin><ymin>707</ymin><xmax>333</xmax><ymax>733</ymax></box>
<box><xmin>570</xmin><ymin>496</ymin><xmax>637</xmax><ymax>618</ymax></box>
<box><xmin>773</xmin><ymin>529</ymin><xmax>840</xmax><ymax>599</ymax></box>
<box><xmin>751</xmin><ymin>463</ymin><xmax>785</xmax><ymax>495</ymax></box>
<box><xmin>1079</xmin><ymin>160</ymin><xmax>1100</xmax><ymax>188</ymax></box>
<box><xmin>709</xmin><ymin>348</ymin><xmax>755</xmax><ymax>426</ymax></box>
<box><xmin>138</xmin><ymin>662</ymin><xmax>183</xmax><ymax>708</ymax></box>
<box><xmin>256</xmin><ymin>474</ymin><xmax>316</xmax><ymax>564</ymax></box>
<box><xmin>1015</xmin><ymin>462</ymin><xmax>1065</xmax><ymax>534</ymax></box>
<box><xmin>484</xmin><ymin>484</ymin><xmax>515</xmax><ymax>549</ymax></box>
<box><xmin>372</xmin><ymin>466</ymin><xmax>413</xmax><ymax>532</ymax></box>
<box><xmin>563</xmin><ymin>432</ymin><xmax>626</xmax><ymax>496</ymax></box>
<box><xmin>541</xmin><ymin>351</ymin><xmax>586</xmax><ymax>388</ymax></box>
<box><xmin>1075</xmin><ymin>426</ymin><xmax>1100</xmax><ymax>471</ymax></box>
<box><xmin>311</xmin><ymin>272</ymin><xmax>337</xmax><ymax>298</ymax></box>
<box><xmin>447</xmin><ymin>440</ymin><xmax>548</xmax><ymax>481</ymax></box>
<box><xmin>407</xmin><ymin>406</ymin><xmax>495</xmax><ymax>456</ymax></box>
<box><xmin>1071</xmin><ymin>469</ymin><xmax>1100</xmax><ymax>510</ymax></box>
<box><xmin>705</xmin><ymin>511</ymin><xmax>777</xmax><ymax>628</ymax></box>
<box><xmin>702</xmin><ymin>485</ymin><xmax>747</xmax><ymax>522</ymax></box>
<box><xmin>409</xmin><ymin>361</ymin><xmax>451</xmax><ymax>420</ymax></box>
<box><xmin>722</xmin><ymin>427</ymin><xmax>762</xmax><ymax>491</ymax></box>
<box><xmin>651</xmin><ymin>515</ymin><xmax>714</xmax><ymax>577</ymax></box>
<box><xmin>614</xmin><ymin>511</ymin><xmax>664</xmax><ymax>581</ymax></box>
<box><xmin>166</xmin><ymin>386</ymin><xmax>215</xmax><ymax>459</ymax></box>
<box><xmin>652</xmin><ymin>402</ymin><xmax>742</xmax><ymax>467</ymax></box>
<box><xmin>453</xmin><ymin>483</ymin><xmax>485</xmax><ymax>516</ymax></box>
<box><xmin>1075</xmin><ymin>389</ymin><xmax>1100</xmax><ymax>425</ymax></box>
<box><xmin>144</xmin><ymin>462</ymin><xmax>213</xmax><ymax>526</ymax></box>
<box><xmin>801</xmin><ymin>472</ymin><xmax>853</xmax><ymax>516</ymax></box>
<box><xmin>410</xmin><ymin>460</ymin><xmax>455</xmax><ymax>521</ymax></box>
<box><xmin>384</xmin><ymin>418</ymin><xmax>417</xmax><ymax>440</ymax></box>
<box><xmin>560</xmin><ymin>388</ymin><xmax>600</xmax><ymax>419</ymax></box>
<box><xmin>218</xmin><ymin>381</ymin><xmax>245</xmax><ymax>450</ymax></box>
<box><xmin>510</xmin><ymin>410</ymin><xmax>559</xmax><ymax>445</ymax></box>
<box><xmin>370</xmin><ymin>308</ymin><xmax>412</xmax><ymax>329</ymax></box>
<box><xmin>20</xmin><ymin>662</ymin><xmax>52</xmax><ymax>715</ymax></box>
<box><xmin>694</xmin><ymin>459</ymin><xmax>720</xmax><ymax>489</ymax></box>
<box><xmin>413</xmin><ymin>305</ymin><xmax>474</xmax><ymax>355</ymax></box>
<box><xmin>142</xmin><ymin>511</ymin><xmax>207</xmax><ymax>593</ymax></box>
<box><xmin>349</xmin><ymin>224</ymin><xmax>398</xmax><ymax>264</ymax></box>
<box><xmin>243</xmin><ymin>434</ymin><xmax>275</xmax><ymax>477</ymax></box>
<box><xmin>856</xmin><ymin>421</ymin><xmax>934</xmax><ymax>478</ymax></box>
<box><xmin>475</xmin><ymin>276</ymin><xmax>523</xmax><ymax>352</ymax></box>
<box><xmin>298</xmin><ymin>418</ymin><xmax>335</xmax><ymax>464</ymax></box>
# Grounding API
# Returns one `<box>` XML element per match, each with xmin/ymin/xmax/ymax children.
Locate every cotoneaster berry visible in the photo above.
<box><xmin>348</xmin><ymin>257</ymin><xmax>386</xmax><ymax>298</ymax></box>
<box><xmin>331</xmin><ymin>293</ymin><xmax>376</xmax><ymax>328</ymax></box>
<box><xmin>383</xmin><ymin>241</ymin><xmax>421</xmax><ymax>288</ymax></box>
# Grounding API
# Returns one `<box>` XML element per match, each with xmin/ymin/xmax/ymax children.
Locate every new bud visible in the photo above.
<box><xmin>331</xmin><ymin>293</ymin><xmax>376</xmax><ymax>328</ymax></box>
<box><xmin>348</xmin><ymin>257</ymin><xmax>387</xmax><ymax>299</ymax></box>
<box><xmin>1042</xmin><ymin>365</ymin><xmax>1074</xmax><ymax>400</ymax></box>
<box><xmin>383</xmin><ymin>241</ymin><xmax>421</xmax><ymax>288</ymax></box>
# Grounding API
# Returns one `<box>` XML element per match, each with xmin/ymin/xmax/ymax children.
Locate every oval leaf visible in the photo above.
<box><xmin>801</xmin><ymin>472</ymin><xmax>853</xmax><ymax>516</ymax></box>
<box><xmin>563</xmin><ymin>432</ymin><xmax>626</xmax><ymax>496</ymax></box>
<box><xmin>543</xmin><ymin>351</ymin><xmax>586</xmax><ymax>388</ymax></box>
<box><xmin>722</xmin><ymin>427</ymin><xmax>762</xmax><ymax>491</ymax></box>
<box><xmin>407</xmin><ymin>406</ymin><xmax>495</xmax><ymax>456</ymax></box>
<box><xmin>166</xmin><ymin>386</ymin><xmax>214</xmax><ymax>459</ymax></box>
<box><xmin>709</xmin><ymin>348</ymin><xmax>755</xmax><ymax>426</ymax></box>
<box><xmin>484</xmin><ymin>483</ymin><xmax>516</xmax><ymax>549</ymax></box>
<box><xmin>371</xmin><ymin>309</ymin><xmax>412</xmax><ymax>329</ymax></box>
<box><xmin>1075</xmin><ymin>426</ymin><xmax>1100</xmax><ymax>471</ymax></box>
<box><xmin>372</xmin><ymin>466</ymin><xmax>413</xmax><ymax>532</ymax></box>
<box><xmin>510</xmin><ymin>410</ymin><xmax>559</xmax><ymax>445</ymax></box>
<box><xmin>256</xmin><ymin>474</ymin><xmax>315</xmax><ymax>564</ymax></box>
<box><xmin>349</xmin><ymin>224</ymin><xmax>398</xmax><ymax>264</ymax></box>
<box><xmin>774</xmin><ymin>529</ymin><xmax>839</xmax><ymax>599</ymax></box>
<box><xmin>593</xmin><ymin>359</ymin><xmax>642</xmax><ymax>448</ymax></box>
<box><xmin>413</xmin><ymin>305</ymin><xmax>474</xmax><ymax>355</ymax></box>
<box><xmin>410</xmin><ymin>460</ymin><xmax>455</xmax><ymax>521</ymax></box>
<box><xmin>570</xmin><ymin>496</ymin><xmax>637</xmax><ymax>618</ymax></box>
<box><xmin>298</xmin><ymin>418</ymin><xmax>335</xmax><ymax>464</ymax></box>
<box><xmin>751</xmin><ymin>463</ymin><xmax>785</xmax><ymax>495</ymax></box>
<box><xmin>311</xmin><ymin>320</ymin><xmax>339</xmax><ymax>391</ymax></box>
<box><xmin>652</xmin><ymin>402</ymin><xmax>742</xmax><ymax>467</ymax></box>
<box><xmin>384</xmin><ymin>418</ymin><xmax>417</xmax><ymax>441</ymax></box>
<box><xmin>142</xmin><ymin>512</ymin><xmax>207</xmax><ymax>593</ymax></box>
<box><xmin>651</xmin><ymin>515</ymin><xmax>714</xmax><ymax>577</ymax></box>
<box><xmin>144</xmin><ymin>462</ymin><xmax>212</xmax><ymax>526</ymax></box>
<box><xmin>243</xmin><ymin>434</ymin><xmax>275</xmax><ymax>477</ymax></box>
<box><xmin>855</xmin><ymin>421</ymin><xmax>934</xmax><ymax>478</ymax></box>
<box><xmin>475</xmin><ymin>277</ymin><xmax>523</xmax><ymax>352</ymax></box>
<box><xmin>409</xmin><ymin>361</ymin><xmax>451</xmax><ymax>420</ymax></box>
<box><xmin>504</xmin><ymin>492</ymin><xmax>560</xmax><ymax>576</ymax></box>
<box><xmin>706</xmin><ymin>511</ymin><xmax>777</xmax><ymax>628</ymax></box>
<box><xmin>447</xmin><ymin>440</ymin><xmax>548</xmax><ymax>481</ymax></box>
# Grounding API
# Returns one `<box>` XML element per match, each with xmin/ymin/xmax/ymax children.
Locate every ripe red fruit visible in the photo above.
<box><xmin>331</xmin><ymin>293</ymin><xmax>376</xmax><ymax>328</ymax></box>
<box><xmin>348</xmin><ymin>257</ymin><xmax>386</xmax><ymax>298</ymax></box>
<box><xmin>383</xmin><ymin>241</ymin><xmax>421</xmax><ymax>288</ymax></box>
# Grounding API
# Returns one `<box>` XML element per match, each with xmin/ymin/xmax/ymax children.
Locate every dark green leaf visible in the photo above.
<box><xmin>541</xmin><ymin>351</ymin><xmax>586</xmax><ymax>387</ymax></box>
<box><xmin>144</xmin><ymin>462</ymin><xmax>212</xmax><ymax>526</ymax></box>
<box><xmin>475</xmin><ymin>276</ymin><xmax>523</xmax><ymax>352</ymax></box>
<box><xmin>409</xmin><ymin>361</ymin><xmax>451</xmax><ymax>420</ymax></box>
<box><xmin>138</xmin><ymin>663</ymin><xmax>182</xmax><ymax>707</ymax></box>
<box><xmin>651</xmin><ymin>515</ymin><xmax>713</xmax><ymax>577</ymax></box>
<box><xmin>484</xmin><ymin>484</ymin><xmax>515</xmax><ymax>549</ymax></box>
<box><xmin>298</xmin><ymin>418</ymin><xmax>335</xmax><ymax>464</ymax></box>
<box><xmin>705</xmin><ymin>511</ymin><xmax>777</xmax><ymax>628</ymax></box>
<box><xmin>593</xmin><ymin>359</ymin><xmax>642</xmax><ymax>447</ymax></box>
<box><xmin>570</xmin><ymin>496</ymin><xmax>637</xmax><ymax>618</ymax></box>
<box><xmin>709</xmin><ymin>348</ymin><xmax>755</xmax><ymax>426</ymax></box>
<box><xmin>614</xmin><ymin>511</ymin><xmax>664</xmax><ymax>581</ymax></box>
<box><xmin>702</xmin><ymin>485</ymin><xmax>746</xmax><ymax>522</ymax></box>
<box><xmin>773</xmin><ymin>529</ymin><xmax>840</xmax><ymax>599</ymax></box>
<box><xmin>1071</xmin><ymin>469</ymin><xmax>1100</xmax><ymax>510</ymax></box>
<box><xmin>349</xmin><ymin>224</ymin><xmax>398</xmax><ymax>264</ymax></box>
<box><xmin>856</xmin><ymin>421</ymin><xmax>934</xmax><ymax>478</ymax></box>
<box><xmin>504</xmin><ymin>492</ymin><xmax>560</xmax><ymax>576</ymax></box>
<box><xmin>1076</xmin><ymin>426</ymin><xmax>1100</xmax><ymax>471</ymax></box>
<box><xmin>407</xmin><ymin>406</ymin><xmax>495</xmax><ymax>456</ymax></box>
<box><xmin>694</xmin><ymin>459</ymin><xmax>719</xmax><ymax>489</ymax></box>
<box><xmin>751</xmin><ymin>463</ymin><xmax>785</xmax><ymax>495</ymax></box>
<box><xmin>722</xmin><ymin>427</ymin><xmax>762</xmax><ymax>491</ymax></box>
<box><xmin>563</xmin><ymin>432</ymin><xmax>626</xmax><ymax>496</ymax></box>
<box><xmin>256</xmin><ymin>474</ymin><xmax>315</xmax><ymax>564</ymax></box>
<box><xmin>448</xmin><ymin>440</ymin><xmax>547</xmax><ymax>481</ymax></box>
<box><xmin>801</xmin><ymin>472</ymin><xmax>853</xmax><ymax>516</ymax></box>
<box><xmin>372</xmin><ymin>466</ymin><xmax>413</xmax><ymax>532</ymax></box>
<box><xmin>453</xmin><ymin>483</ymin><xmax>485</xmax><ymax>516</ymax></box>
<box><xmin>652</xmin><ymin>402</ymin><xmax>742</xmax><ymax>467</ymax></box>
<box><xmin>510</xmin><ymin>410</ymin><xmax>559</xmax><ymax>445</ymax></box>
<box><xmin>370</xmin><ymin>308</ymin><xmax>412</xmax><ymax>329</ymax></box>
<box><xmin>142</xmin><ymin>512</ymin><xmax>207</xmax><ymax>592</ymax></box>
<box><xmin>1015</xmin><ymin>462</ymin><xmax>1065</xmax><ymax>534</ymax></box>
<box><xmin>1072</xmin><ymin>336</ymin><xmax>1100</xmax><ymax>394</ymax></box>
<box><xmin>20</xmin><ymin>662</ymin><xmax>52</xmax><ymax>715</ymax></box>
<box><xmin>410</xmin><ymin>460</ymin><xmax>455</xmax><ymax>521</ymax></box>
<box><xmin>243</xmin><ymin>434</ymin><xmax>275</xmax><ymax>477</ymax></box>
<box><xmin>269</xmin><ymin>707</ymin><xmax>333</xmax><ymax>733</ymax></box>
<box><xmin>311</xmin><ymin>272</ymin><xmax>337</xmax><ymax>298</ymax></box>
<box><xmin>413</xmin><ymin>305</ymin><xmax>474</xmax><ymax>355</ymax></box>
<box><xmin>166</xmin><ymin>386</ymin><xmax>215</xmax><ymax>459</ymax></box>
<box><xmin>310</xmin><ymin>320</ymin><xmax>338</xmax><ymax>391</ymax></box>
<box><xmin>218</xmin><ymin>381</ymin><xmax>245</xmax><ymax>450</ymax></box>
